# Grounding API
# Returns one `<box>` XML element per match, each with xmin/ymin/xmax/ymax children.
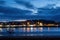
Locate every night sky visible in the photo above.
<box><xmin>0</xmin><ymin>0</ymin><xmax>60</xmax><ymax>22</ymax></box>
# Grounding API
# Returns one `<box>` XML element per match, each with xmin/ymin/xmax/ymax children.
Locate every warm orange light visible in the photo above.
<box><xmin>27</xmin><ymin>22</ymin><xmax>30</xmax><ymax>27</ymax></box>
<box><xmin>33</xmin><ymin>24</ymin><xmax>36</xmax><ymax>26</ymax></box>
<box><xmin>37</xmin><ymin>22</ymin><xmax>40</xmax><ymax>24</ymax></box>
<box><xmin>39</xmin><ymin>23</ymin><xmax>43</xmax><ymax>26</ymax></box>
<box><xmin>0</xmin><ymin>25</ymin><xmax>2</xmax><ymax>27</ymax></box>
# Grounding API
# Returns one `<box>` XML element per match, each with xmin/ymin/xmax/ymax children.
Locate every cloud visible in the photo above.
<box><xmin>15</xmin><ymin>0</ymin><xmax>34</xmax><ymax>9</ymax></box>
<box><xmin>0</xmin><ymin>6</ymin><xmax>32</xmax><ymax>21</ymax></box>
<box><xmin>37</xmin><ymin>8</ymin><xmax>60</xmax><ymax>22</ymax></box>
<box><xmin>0</xmin><ymin>6</ymin><xmax>32</xmax><ymax>16</ymax></box>
<box><xmin>0</xmin><ymin>6</ymin><xmax>60</xmax><ymax>22</ymax></box>
<box><xmin>0</xmin><ymin>0</ymin><xmax>60</xmax><ymax>22</ymax></box>
<box><xmin>51</xmin><ymin>15</ymin><xmax>60</xmax><ymax>22</ymax></box>
<box><xmin>0</xmin><ymin>0</ymin><xmax>5</xmax><ymax>5</ymax></box>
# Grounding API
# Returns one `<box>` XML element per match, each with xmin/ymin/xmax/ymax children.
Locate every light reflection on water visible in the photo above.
<box><xmin>0</xmin><ymin>27</ymin><xmax>60</xmax><ymax>32</ymax></box>
<box><xmin>0</xmin><ymin>26</ymin><xmax>60</xmax><ymax>36</ymax></box>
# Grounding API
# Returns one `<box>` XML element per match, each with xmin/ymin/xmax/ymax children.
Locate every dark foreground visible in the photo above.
<box><xmin>0</xmin><ymin>36</ymin><xmax>60</xmax><ymax>40</ymax></box>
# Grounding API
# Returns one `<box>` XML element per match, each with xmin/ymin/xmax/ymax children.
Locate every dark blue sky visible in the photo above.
<box><xmin>0</xmin><ymin>0</ymin><xmax>60</xmax><ymax>22</ymax></box>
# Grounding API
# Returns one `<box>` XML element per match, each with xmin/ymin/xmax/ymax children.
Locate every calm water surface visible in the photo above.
<box><xmin>0</xmin><ymin>27</ymin><xmax>60</xmax><ymax>36</ymax></box>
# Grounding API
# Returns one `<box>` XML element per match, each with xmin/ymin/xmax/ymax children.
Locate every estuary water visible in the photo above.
<box><xmin>0</xmin><ymin>27</ymin><xmax>60</xmax><ymax>37</ymax></box>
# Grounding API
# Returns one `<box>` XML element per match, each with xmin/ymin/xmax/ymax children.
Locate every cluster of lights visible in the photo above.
<box><xmin>0</xmin><ymin>21</ymin><xmax>59</xmax><ymax>32</ymax></box>
<box><xmin>0</xmin><ymin>21</ymin><xmax>59</xmax><ymax>27</ymax></box>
